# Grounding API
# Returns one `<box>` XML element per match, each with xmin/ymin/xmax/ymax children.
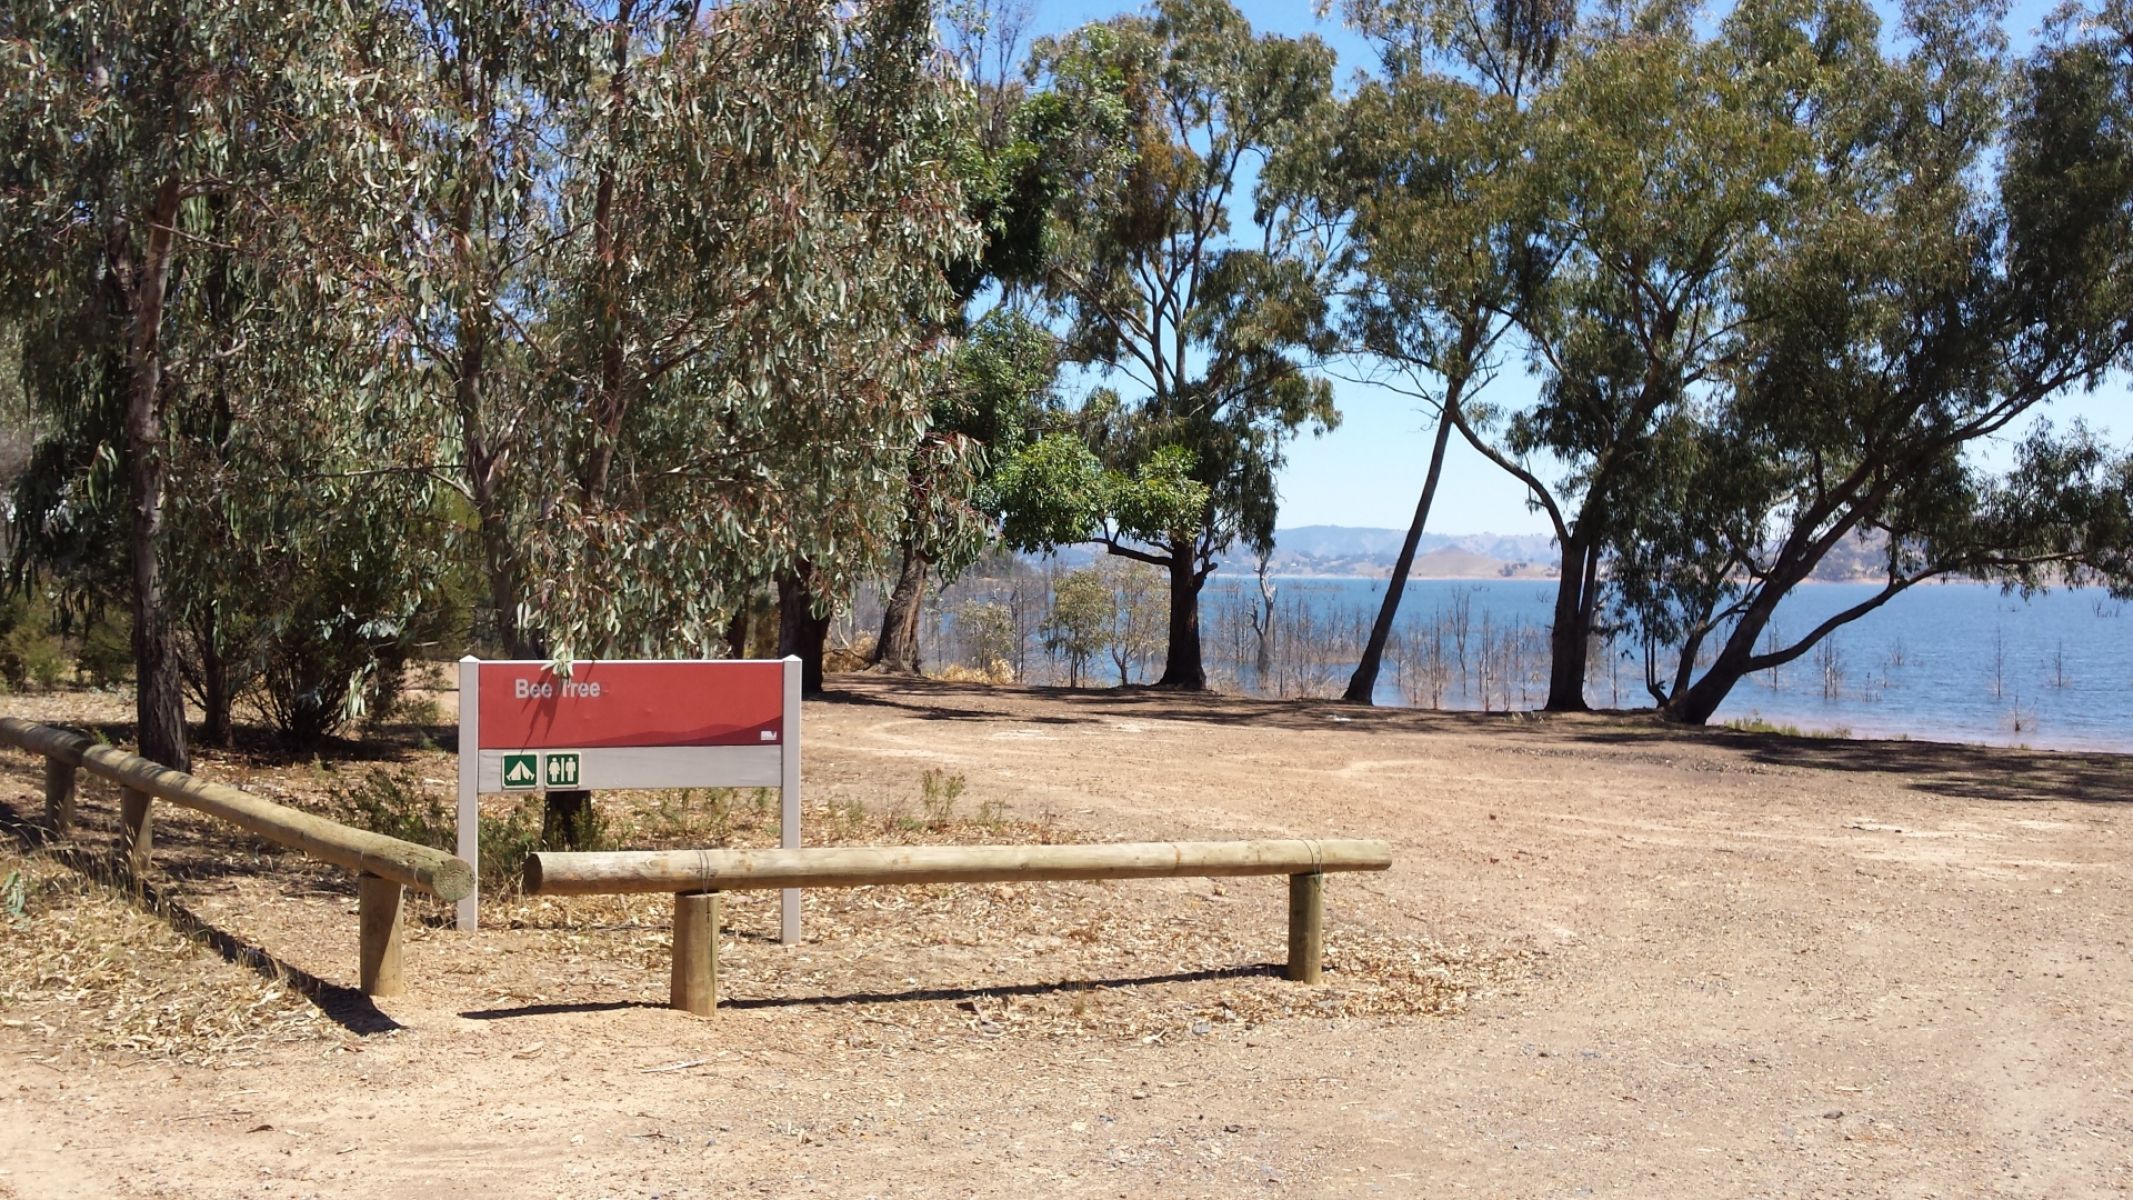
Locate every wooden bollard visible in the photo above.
<box><xmin>44</xmin><ymin>759</ymin><xmax>76</xmax><ymax>836</ymax></box>
<box><xmin>1287</xmin><ymin>872</ymin><xmax>1324</xmax><ymax>984</ymax></box>
<box><xmin>671</xmin><ymin>891</ymin><xmax>720</xmax><ymax>1016</ymax></box>
<box><xmin>357</xmin><ymin>873</ymin><xmax>406</xmax><ymax>997</ymax></box>
<box><xmin>117</xmin><ymin>787</ymin><xmax>153</xmax><ymax>873</ymax></box>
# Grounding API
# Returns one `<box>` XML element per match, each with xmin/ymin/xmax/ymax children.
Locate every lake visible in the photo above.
<box><xmin>1198</xmin><ymin>576</ymin><xmax>2133</xmax><ymax>752</ymax></box>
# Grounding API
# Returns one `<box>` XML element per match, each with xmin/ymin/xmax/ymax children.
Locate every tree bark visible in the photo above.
<box><xmin>873</xmin><ymin>543</ymin><xmax>929</xmax><ymax>674</ymax></box>
<box><xmin>124</xmin><ymin>176</ymin><xmax>188</xmax><ymax>772</ymax></box>
<box><xmin>197</xmin><ymin>605</ymin><xmax>233</xmax><ymax>748</ymax></box>
<box><xmin>1543</xmin><ymin>536</ymin><xmax>1596</xmax><ymax>712</ymax></box>
<box><xmin>1153</xmin><ymin>545</ymin><xmax>1207</xmax><ymax>691</ymax></box>
<box><xmin>1659</xmin><ymin>559</ymin><xmax>1839</xmax><ymax>725</ymax></box>
<box><xmin>580</xmin><ymin>0</ymin><xmax>635</xmax><ymax>503</ymax></box>
<box><xmin>724</xmin><ymin>603</ymin><xmax>750</xmax><ymax>660</ymax></box>
<box><xmin>778</xmin><ymin>568</ymin><xmax>830</xmax><ymax>697</ymax></box>
<box><xmin>1343</xmin><ymin>402</ymin><xmax>1457</xmax><ymax>705</ymax></box>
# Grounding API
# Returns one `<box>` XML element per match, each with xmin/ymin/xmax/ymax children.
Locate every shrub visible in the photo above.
<box><xmin>76</xmin><ymin>609</ymin><xmax>132</xmax><ymax>687</ymax></box>
<box><xmin>339</xmin><ymin>767</ymin><xmax>543</xmax><ymax>896</ymax></box>
<box><xmin>0</xmin><ymin>591</ymin><xmax>68</xmax><ymax>691</ymax></box>
<box><xmin>920</xmin><ymin>768</ymin><xmax>966</xmax><ymax>830</ymax></box>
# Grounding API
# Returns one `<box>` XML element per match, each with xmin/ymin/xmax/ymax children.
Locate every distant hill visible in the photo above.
<box><xmin>1031</xmin><ymin>524</ymin><xmax>1892</xmax><ymax>583</ymax></box>
<box><xmin>1265</xmin><ymin>526</ymin><xmax>1559</xmax><ymax>578</ymax></box>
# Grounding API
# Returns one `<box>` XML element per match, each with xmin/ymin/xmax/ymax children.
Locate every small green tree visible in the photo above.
<box><xmin>1042</xmin><ymin>569</ymin><xmax>1114</xmax><ymax>687</ymax></box>
<box><xmin>955</xmin><ymin>598</ymin><xmax>1021</xmax><ymax>676</ymax></box>
<box><xmin>1015</xmin><ymin>0</ymin><xmax>1340</xmax><ymax>690</ymax></box>
<box><xmin>1101</xmin><ymin>558</ymin><xmax>1167</xmax><ymax>684</ymax></box>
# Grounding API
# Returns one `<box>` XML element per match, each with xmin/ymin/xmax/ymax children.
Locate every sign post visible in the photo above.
<box><xmin>456</xmin><ymin>656</ymin><xmax>803</xmax><ymax>942</ymax></box>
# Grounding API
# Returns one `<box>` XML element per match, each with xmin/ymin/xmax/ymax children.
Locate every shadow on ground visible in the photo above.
<box><xmin>456</xmin><ymin>964</ymin><xmax>1280</xmax><ymax>1021</ymax></box>
<box><xmin>821</xmin><ymin>673</ymin><xmax>1561</xmax><ymax>738</ymax></box>
<box><xmin>829</xmin><ymin>674</ymin><xmax>2131</xmax><ymax>806</ymax></box>
<box><xmin>0</xmin><ymin>800</ymin><xmax>401</xmax><ymax>1036</ymax></box>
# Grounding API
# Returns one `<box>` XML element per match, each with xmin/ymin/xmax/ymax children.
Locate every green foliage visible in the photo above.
<box><xmin>992</xmin><ymin>434</ymin><xmax>1111</xmax><ymax>550</ymax></box>
<box><xmin>643</xmin><ymin>788</ymin><xmax>760</xmax><ymax>848</ymax></box>
<box><xmin>1614</xmin><ymin>0</ymin><xmax>2133</xmax><ymax>720</ymax></box>
<box><xmin>3</xmin><ymin>0</ymin><xmax>985</xmax><ymax>743</ymax></box>
<box><xmin>1101</xmin><ymin>559</ymin><xmax>1168</xmax><ymax>684</ymax></box>
<box><xmin>339</xmin><ymin>769</ymin><xmax>456</xmax><ymax>858</ymax></box>
<box><xmin>1014</xmin><ymin>0</ymin><xmax>1341</xmax><ymax>685</ymax></box>
<box><xmin>1042</xmin><ymin>568</ymin><xmax>1116</xmax><ymax>687</ymax></box>
<box><xmin>76</xmin><ymin>610</ymin><xmax>131</xmax><ymax>689</ymax></box>
<box><xmin>1329</xmin><ymin>0</ymin><xmax>2133</xmax><ymax>721</ymax></box>
<box><xmin>0</xmin><ymin>590</ymin><xmax>67</xmax><ymax>691</ymax></box>
<box><xmin>478</xmin><ymin>801</ymin><xmax>548</xmax><ymax>897</ymax></box>
<box><xmin>367</xmin><ymin>0</ymin><xmax>979</xmax><ymax>662</ymax></box>
<box><xmin>954</xmin><ymin>598</ymin><xmax>1020</xmax><ymax>673</ymax></box>
<box><xmin>339</xmin><ymin>768</ymin><xmax>543</xmax><ymax>897</ymax></box>
<box><xmin>901</xmin><ymin>309</ymin><xmax>1059</xmax><ymax>584</ymax></box>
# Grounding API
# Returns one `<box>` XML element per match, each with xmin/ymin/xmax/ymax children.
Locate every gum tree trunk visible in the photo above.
<box><xmin>873</xmin><ymin>543</ymin><xmax>929</xmax><ymax>674</ymax></box>
<box><xmin>123</xmin><ymin>175</ymin><xmax>188</xmax><ymax>772</ymax></box>
<box><xmin>778</xmin><ymin>568</ymin><xmax>830</xmax><ymax>697</ymax></box>
<box><xmin>1344</xmin><ymin>403</ymin><xmax>1457</xmax><ymax>704</ymax></box>
<box><xmin>1154</xmin><ymin>545</ymin><xmax>1206</xmax><ymax>691</ymax></box>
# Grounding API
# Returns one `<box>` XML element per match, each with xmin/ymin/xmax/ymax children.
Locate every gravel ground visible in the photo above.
<box><xmin>1</xmin><ymin>675</ymin><xmax>2129</xmax><ymax>1198</ymax></box>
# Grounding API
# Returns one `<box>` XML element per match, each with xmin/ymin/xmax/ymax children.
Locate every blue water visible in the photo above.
<box><xmin>1201</xmin><ymin>577</ymin><xmax>2133</xmax><ymax>751</ymax></box>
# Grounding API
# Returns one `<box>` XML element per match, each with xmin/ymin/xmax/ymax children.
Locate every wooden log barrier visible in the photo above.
<box><xmin>43</xmin><ymin>758</ymin><xmax>76</xmax><ymax>836</ymax></box>
<box><xmin>526</xmin><ymin>839</ymin><xmax>1392</xmax><ymax>1015</ymax></box>
<box><xmin>117</xmin><ymin>787</ymin><xmax>153</xmax><ymax>874</ymax></box>
<box><xmin>357</xmin><ymin>873</ymin><xmax>406</xmax><ymax>997</ymax></box>
<box><xmin>526</xmin><ymin>839</ymin><xmax>1392</xmax><ymax>895</ymax></box>
<box><xmin>1287</xmin><ymin>871</ymin><xmax>1325</xmax><ymax>984</ymax></box>
<box><xmin>0</xmin><ymin>716</ymin><xmax>474</xmax><ymax>998</ymax></box>
<box><xmin>0</xmin><ymin>717</ymin><xmax>473</xmax><ymax>900</ymax></box>
<box><xmin>671</xmin><ymin>891</ymin><xmax>720</xmax><ymax>1017</ymax></box>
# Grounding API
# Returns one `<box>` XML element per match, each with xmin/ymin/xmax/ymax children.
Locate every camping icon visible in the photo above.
<box><xmin>502</xmin><ymin>753</ymin><xmax>539</xmax><ymax>790</ymax></box>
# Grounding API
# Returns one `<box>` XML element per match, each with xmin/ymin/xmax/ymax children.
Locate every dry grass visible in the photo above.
<box><xmin>0</xmin><ymin>712</ymin><xmax>1536</xmax><ymax>1064</ymax></box>
<box><xmin>476</xmin><ymin>873</ymin><xmax>1540</xmax><ymax>1045</ymax></box>
<box><xmin>472</xmin><ymin>780</ymin><xmax>1543</xmax><ymax>1045</ymax></box>
<box><xmin>0</xmin><ymin>847</ymin><xmax>325</xmax><ymax>1066</ymax></box>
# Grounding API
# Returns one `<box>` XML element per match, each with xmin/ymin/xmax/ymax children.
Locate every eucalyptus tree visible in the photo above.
<box><xmin>871</xmin><ymin>0</ymin><xmax>1060</xmax><ymax>675</ymax></box>
<box><xmin>1626</xmin><ymin>0</ymin><xmax>2133</xmax><ymax>723</ymax></box>
<box><xmin>1429</xmin><ymin>0</ymin><xmax>1835</xmax><ymax>711</ymax></box>
<box><xmin>1317</xmin><ymin>0</ymin><xmax>1571</xmax><ymax>705</ymax></box>
<box><xmin>0</xmin><ymin>0</ymin><xmax>405</xmax><ymax>769</ymax></box>
<box><xmin>1017</xmin><ymin>0</ymin><xmax>1341</xmax><ymax>691</ymax></box>
<box><xmin>873</xmin><ymin>311</ymin><xmax>1053</xmax><ymax>674</ymax></box>
<box><xmin>366</xmin><ymin>0</ymin><xmax>975</xmax><ymax>684</ymax></box>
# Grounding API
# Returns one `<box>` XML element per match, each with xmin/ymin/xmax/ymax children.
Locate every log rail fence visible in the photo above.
<box><xmin>525</xmin><ymin>839</ymin><xmax>1394</xmax><ymax>1015</ymax></box>
<box><xmin>0</xmin><ymin>716</ymin><xmax>474</xmax><ymax>998</ymax></box>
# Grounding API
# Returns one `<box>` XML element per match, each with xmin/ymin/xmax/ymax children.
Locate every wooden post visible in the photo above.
<box><xmin>117</xmin><ymin>787</ymin><xmax>153</xmax><ymax>873</ymax></box>
<box><xmin>357</xmin><ymin>873</ymin><xmax>406</xmax><ymax>998</ymax></box>
<box><xmin>1287</xmin><ymin>872</ymin><xmax>1324</xmax><ymax>984</ymax></box>
<box><xmin>779</xmin><ymin>654</ymin><xmax>802</xmax><ymax>945</ymax></box>
<box><xmin>43</xmin><ymin>758</ymin><xmax>76</xmax><ymax>836</ymax></box>
<box><xmin>455</xmin><ymin>655</ymin><xmax>481</xmax><ymax>931</ymax></box>
<box><xmin>671</xmin><ymin>890</ymin><xmax>720</xmax><ymax>1016</ymax></box>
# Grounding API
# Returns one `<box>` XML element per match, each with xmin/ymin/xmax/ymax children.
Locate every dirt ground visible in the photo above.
<box><xmin>2</xmin><ymin>675</ymin><xmax>2130</xmax><ymax>1199</ymax></box>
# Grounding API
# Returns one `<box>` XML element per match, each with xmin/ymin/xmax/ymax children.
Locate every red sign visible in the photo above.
<box><xmin>477</xmin><ymin>661</ymin><xmax>783</xmax><ymax>750</ymax></box>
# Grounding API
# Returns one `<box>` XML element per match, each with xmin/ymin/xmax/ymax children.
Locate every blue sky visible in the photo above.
<box><xmin>1013</xmin><ymin>0</ymin><xmax>2129</xmax><ymax>535</ymax></box>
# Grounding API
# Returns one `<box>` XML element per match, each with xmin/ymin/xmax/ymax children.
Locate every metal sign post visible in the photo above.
<box><xmin>455</xmin><ymin>655</ymin><xmax>803</xmax><ymax>943</ymax></box>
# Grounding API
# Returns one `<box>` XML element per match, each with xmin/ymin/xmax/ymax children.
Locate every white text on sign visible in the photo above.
<box><xmin>514</xmin><ymin>678</ymin><xmax>603</xmax><ymax>700</ymax></box>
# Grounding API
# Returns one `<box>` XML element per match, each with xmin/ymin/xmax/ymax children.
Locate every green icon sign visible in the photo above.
<box><xmin>501</xmin><ymin>753</ymin><xmax>538</xmax><ymax>790</ymax></box>
<box><xmin>544</xmin><ymin>752</ymin><xmax>582</xmax><ymax>788</ymax></box>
